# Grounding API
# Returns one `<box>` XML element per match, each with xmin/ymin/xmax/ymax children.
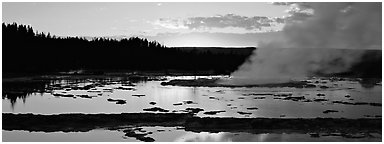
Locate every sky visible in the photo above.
<box><xmin>3</xmin><ymin>2</ymin><xmax>291</xmax><ymax>47</ymax></box>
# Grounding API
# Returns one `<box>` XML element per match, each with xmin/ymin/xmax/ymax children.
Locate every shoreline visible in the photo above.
<box><xmin>3</xmin><ymin>113</ymin><xmax>381</xmax><ymax>135</ymax></box>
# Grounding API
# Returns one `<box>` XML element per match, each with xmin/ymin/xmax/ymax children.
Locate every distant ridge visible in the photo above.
<box><xmin>172</xmin><ymin>47</ymin><xmax>256</xmax><ymax>55</ymax></box>
<box><xmin>171</xmin><ymin>46</ymin><xmax>257</xmax><ymax>49</ymax></box>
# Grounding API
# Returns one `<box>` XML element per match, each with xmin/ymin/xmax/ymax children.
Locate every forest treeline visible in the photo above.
<box><xmin>3</xmin><ymin>23</ymin><xmax>381</xmax><ymax>78</ymax></box>
<box><xmin>3</xmin><ymin>23</ymin><xmax>254</xmax><ymax>75</ymax></box>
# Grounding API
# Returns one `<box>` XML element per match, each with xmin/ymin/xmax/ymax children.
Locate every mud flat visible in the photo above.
<box><xmin>161</xmin><ymin>78</ymin><xmax>316</xmax><ymax>88</ymax></box>
<box><xmin>3</xmin><ymin>113</ymin><xmax>381</xmax><ymax>137</ymax></box>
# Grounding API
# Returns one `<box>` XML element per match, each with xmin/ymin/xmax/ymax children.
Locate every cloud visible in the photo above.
<box><xmin>152</xmin><ymin>18</ymin><xmax>188</xmax><ymax>29</ymax></box>
<box><xmin>271</xmin><ymin>2</ymin><xmax>294</xmax><ymax>6</ymax></box>
<box><xmin>284</xmin><ymin>3</ymin><xmax>314</xmax><ymax>22</ymax></box>
<box><xmin>271</xmin><ymin>2</ymin><xmax>315</xmax><ymax>22</ymax></box>
<box><xmin>152</xmin><ymin>14</ymin><xmax>285</xmax><ymax>33</ymax></box>
<box><xmin>143</xmin><ymin>31</ymin><xmax>285</xmax><ymax>47</ymax></box>
<box><xmin>186</xmin><ymin>14</ymin><xmax>284</xmax><ymax>30</ymax></box>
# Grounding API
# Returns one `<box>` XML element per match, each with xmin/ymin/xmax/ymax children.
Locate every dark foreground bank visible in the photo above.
<box><xmin>3</xmin><ymin>113</ymin><xmax>381</xmax><ymax>137</ymax></box>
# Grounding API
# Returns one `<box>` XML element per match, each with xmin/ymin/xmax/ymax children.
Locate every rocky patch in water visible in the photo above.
<box><xmin>143</xmin><ymin>107</ymin><xmax>170</xmax><ymax>112</ymax></box>
<box><xmin>209</xmin><ymin>96</ymin><xmax>219</xmax><ymax>100</ymax></box>
<box><xmin>87</xmin><ymin>90</ymin><xmax>101</xmax><ymax>93</ymax></box>
<box><xmin>313</xmin><ymin>99</ymin><xmax>328</xmax><ymax>102</ymax></box>
<box><xmin>183</xmin><ymin>100</ymin><xmax>197</xmax><ymax>105</ymax></box>
<box><xmin>185</xmin><ymin>108</ymin><xmax>205</xmax><ymax>114</ymax></box>
<box><xmin>242</xmin><ymin>93</ymin><xmax>274</xmax><ymax>96</ymax></box>
<box><xmin>332</xmin><ymin>101</ymin><xmax>381</xmax><ymax>107</ymax></box>
<box><xmin>121</xmin><ymin>82</ymin><xmax>136</xmax><ymax>87</ymax></box>
<box><xmin>76</xmin><ymin>94</ymin><xmax>94</xmax><ymax>99</ymax></box>
<box><xmin>122</xmin><ymin>127</ymin><xmax>155</xmax><ymax>142</ymax></box>
<box><xmin>116</xmin><ymin>87</ymin><xmax>135</xmax><ymax>91</ymax></box>
<box><xmin>52</xmin><ymin>92</ymin><xmax>100</xmax><ymax>99</ymax></box>
<box><xmin>107</xmin><ymin>98</ymin><xmax>127</xmax><ymax>104</ymax></box>
<box><xmin>173</xmin><ymin>103</ymin><xmax>183</xmax><ymax>106</ymax></box>
<box><xmin>274</xmin><ymin>93</ymin><xmax>293</xmax><ymax>97</ymax></box>
<box><xmin>52</xmin><ymin>93</ymin><xmax>75</xmax><ymax>98</ymax></box>
<box><xmin>283</xmin><ymin>96</ymin><xmax>305</xmax><ymax>101</ymax></box>
<box><xmin>323</xmin><ymin>110</ymin><xmax>339</xmax><ymax>114</ymax></box>
<box><xmin>316</xmin><ymin>93</ymin><xmax>326</xmax><ymax>97</ymax></box>
<box><xmin>313</xmin><ymin>132</ymin><xmax>372</xmax><ymax>139</ymax></box>
<box><xmin>102</xmin><ymin>88</ymin><xmax>113</xmax><ymax>93</ymax></box>
<box><xmin>272</xmin><ymin>93</ymin><xmax>316</xmax><ymax>103</ymax></box>
<box><xmin>345</xmin><ymin>94</ymin><xmax>351</xmax><ymax>98</ymax></box>
<box><xmin>246</xmin><ymin>107</ymin><xmax>258</xmax><ymax>110</ymax></box>
<box><xmin>203</xmin><ymin>110</ymin><xmax>226</xmax><ymax>115</ymax></box>
<box><xmin>302</xmin><ymin>99</ymin><xmax>313</xmax><ymax>102</ymax></box>
<box><xmin>253</xmin><ymin>97</ymin><xmax>266</xmax><ymax>99</ymax></box>
<box><xmin>132</xmin><ymin>94</ymin><xmax>145</xmax><ymax>97</ymax></box>
<box><xmin>319</xmin><ymin>86</ymin><xmax>328</xmax><ymax>89</ymax></box>
<box><xmin>161</xmin><ymin>79</ymin><xmax>317</xmax><ymax>88</ymax></box>
<box><xmin>237</xmin><ymin>111</ymin><xmax>252</xmax><ymax>115</ymax></box>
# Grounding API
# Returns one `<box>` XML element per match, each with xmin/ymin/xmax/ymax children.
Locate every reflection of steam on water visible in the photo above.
<box><xmin>230</xmin><ymin>3</ymin><xmax>381</xmax><ymax>85</ymax></box>
<box><xmin>218</xmin><ymin>75</ymin><xmax>306</xmax><ymax>85</ymax></box>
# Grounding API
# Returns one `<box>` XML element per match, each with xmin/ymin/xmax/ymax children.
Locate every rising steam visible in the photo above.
<box><xmin>227</xmin><ymin>2</ymin><xmax>381</xmax><ymax>85</ymax></box>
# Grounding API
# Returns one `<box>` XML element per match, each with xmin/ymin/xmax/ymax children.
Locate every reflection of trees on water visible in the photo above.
<box><xmin>3</xmin><ymin>81</ymin><xmax>49</xmax><ymax>109</ymax></box>
<box><xmin>2</xmin><ymin>77</ymin><xmax>152</xmax><ymax>109</ymax></box>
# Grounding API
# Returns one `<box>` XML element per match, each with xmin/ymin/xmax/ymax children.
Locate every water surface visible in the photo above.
<box><xmin>3</xmin><ymin>76</ymin><xmax>381</xmax><ymax>118</ymax></box>
<box><xmin>2</xmin><ymin>75</ymin><xmax>381</xmax><ymax>142</ymax></box>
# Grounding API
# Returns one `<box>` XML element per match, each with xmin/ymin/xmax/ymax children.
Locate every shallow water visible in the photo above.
<box><xmin>2</xmin><ymin>75</ymin><xmax>382</xmax><ymax>142</ymax></box>
<box><xmin>2</xmin><ymin>76</ymin><xmax>382</xmax><ymax>118</ymax></box>
<box><xmin>3</xmin><ymin>127</ymin><xmax>381</xmax><ymax>142</ymax></box>
<box><xmin>2</xmin><ymin>130</ymin><xmax>130</xmax><ymax>142</ymax></box>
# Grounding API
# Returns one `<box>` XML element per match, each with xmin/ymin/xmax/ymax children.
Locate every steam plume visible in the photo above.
<box><xmin>228</xmin><ymin>2</ymin><xmax>381</xmax><ymax>84</ymax></box>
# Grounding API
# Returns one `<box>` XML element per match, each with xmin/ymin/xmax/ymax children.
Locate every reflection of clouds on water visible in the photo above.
<box><xmin>174</xmin><ymin>132</ymin><xmax>280</xmax><ymax>142</ymax></box>
<box><xmin>174</xmin><ymin>132</ymin><xmax>324</xmax><ymax>142</ymax></box>
<box><xmin>174</xmin><ymin>132</ymin><xmax>286</xmax><ymax>142</ymax></box>
<box><xmin>227</xmin><ymin>133</ymin><xmax>294</xmax><ymax>142</ymax></box>
<box><xmin>252</xmin><ymin>133</ymin><xmax>293</xmax><ymax>142</ymax></box>
<box><xmin>175</xmin><ymin>132</ymin><xmax>231</xmax><ymax>142</ymax></box>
